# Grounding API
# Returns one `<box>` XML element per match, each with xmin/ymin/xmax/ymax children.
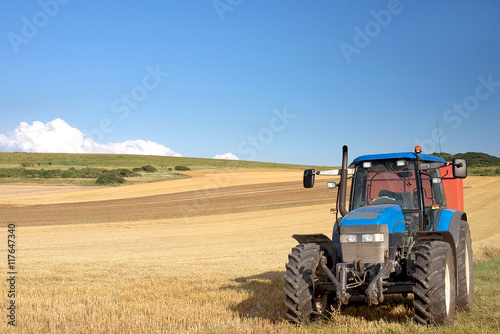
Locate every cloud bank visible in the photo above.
<box><xmin>213</xmin><ymin>152</ymin><xmax>239</xmax><ymax>160</ymax></box>
<box><xmin>0</xmin><ymin>119</ymin><xmax>181</xmax><ymax>156</ymax></box>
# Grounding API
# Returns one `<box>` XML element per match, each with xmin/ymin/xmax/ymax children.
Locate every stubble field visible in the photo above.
<box><xmin>0</xmin><ymin>169</ymin><xmax>499</xmax><ymax>333</ymax></box>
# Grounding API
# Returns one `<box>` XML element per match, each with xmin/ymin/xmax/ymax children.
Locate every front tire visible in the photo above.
<box><xmin>413</xmin><ymin>241</ymin><xmax>456</xmax><ymax>326</ymax></box>
<box><xmin>456</xmin><ymin>220</ymin><xmax>474</xmax><ymax>311</ymax></box>
<box><xmin>284</xmin><ymin>244</ymin><xmax>329</xmax><ymax>323</ymax></box>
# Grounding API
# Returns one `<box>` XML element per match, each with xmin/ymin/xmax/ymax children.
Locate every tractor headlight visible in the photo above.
<box><xmin>340</xmin><ymin>234</ymin><xmax>357</xmax><ymax>243</ymax></box>
<box><xmin>340</xmin><ymin>233</ymin><xmax>384</xmax><ymax>243</ymax></box>
<box><xmin>362</xmin><ymin>233</ymin><xmax>384</xmax><ymax>243</ymax></box>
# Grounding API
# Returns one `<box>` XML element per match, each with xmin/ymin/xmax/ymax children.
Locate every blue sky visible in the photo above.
<box><xmin>1</xmin><ymin>1</ymin><xmax>499</xmax><ymax>166</ymax></box>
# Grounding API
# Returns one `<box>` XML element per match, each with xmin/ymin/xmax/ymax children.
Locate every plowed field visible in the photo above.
<box><xmin>1</xmin><ymin>181</ymin><xmax>333</xmax><ymax>226</ymax></box>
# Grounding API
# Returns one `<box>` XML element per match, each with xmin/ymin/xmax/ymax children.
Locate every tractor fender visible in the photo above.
<box><xmin>415</xmin><ymin>209</ymin><xmax>466</xmax><ymax>260</ymax></box>
<box><xmin>292</xmin><ymin>233</ymin><xmax>337</xmax><ymax>265</ymax></box>
<box><xmin>435</xmin><ymin>210</ymin><xmax>467</xmax><ymax>249</ymax></box>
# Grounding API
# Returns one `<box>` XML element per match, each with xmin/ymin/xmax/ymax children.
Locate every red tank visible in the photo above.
<box><xmin>440</xmin><ymin>164</ymin><xmax>464</xmax><ymax>211</ymax></box>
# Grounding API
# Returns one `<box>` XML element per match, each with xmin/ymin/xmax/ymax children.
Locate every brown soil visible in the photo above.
<box><xmin>1</xmin><ymin>180</ymin><xmax>334</xmax><ymax>226</ymax></box>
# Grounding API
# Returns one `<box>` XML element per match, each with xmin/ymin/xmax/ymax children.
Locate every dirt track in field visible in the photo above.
<box><xmin>1</xmin><ymin>180</ymin><xmax>335</xmax><ymax>226</ymax></box>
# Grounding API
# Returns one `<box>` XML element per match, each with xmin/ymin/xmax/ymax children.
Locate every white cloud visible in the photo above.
<box><xmin>213</xmin><ymin>152</ymin><xmax>239</xmax><ymax>160</ymax></box>
<box><xmin>0</xmin><ymin>119</ymin><xmax>181</xmax><ymax>156</ymax></box>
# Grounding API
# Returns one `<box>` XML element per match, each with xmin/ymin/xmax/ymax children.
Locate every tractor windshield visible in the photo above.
<box><xmin>351</xmin><ymin>160</ymin><xmax>418</xmax><ymax>212</ymax></box>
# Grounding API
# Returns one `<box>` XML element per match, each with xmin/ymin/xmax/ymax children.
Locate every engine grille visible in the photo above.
<box><xmin>340</xmin><ymin>224</ymin><xmax>389</xmax><ymax>263</ymax></box>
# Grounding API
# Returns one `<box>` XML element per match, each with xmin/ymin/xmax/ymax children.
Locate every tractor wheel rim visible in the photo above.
<box><xmin>445</xmin><ymin>262</ymin><xmax>451</xmax><ymax>314</ymax></box>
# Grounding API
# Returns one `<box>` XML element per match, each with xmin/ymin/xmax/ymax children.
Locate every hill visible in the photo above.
<box><xmin>432</xmin><ymin>151</ymin><xmax>500</xmax><ymax>167</ymax></box>
<box><xmin>0</xmin><ymin>152</ymin><xmax>332</xmax><ymax>170</ymax></box>
<box><xmin>0</xmin><ymin>152</ymin><xmax>336</xmax><ymax>185</ymax></box>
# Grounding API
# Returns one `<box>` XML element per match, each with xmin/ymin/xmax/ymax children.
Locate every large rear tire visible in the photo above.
<box><xmin>456</xmin><ymin>220</ymin><xmax>474</xmax><ymax>311</ymax></box>
<box><xmin>413</xmin><ymin>241</ymin><xmax>456</xmax><ymax>326</ymax></box>
<box><xmin>284</xmin><ymin>244</ymin><xmax>329</xmax><ymax>323</ymax></box>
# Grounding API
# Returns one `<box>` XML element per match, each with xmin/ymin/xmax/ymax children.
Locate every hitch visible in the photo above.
<box><xmin>365</xmin><ymin>263</ymin><xmax>386</xmax><ymax>306</ymax></box>
<box><xmin>319</xmin><ymin>257</ymin><xmax>350</xmax><ymax>305</ymax></box>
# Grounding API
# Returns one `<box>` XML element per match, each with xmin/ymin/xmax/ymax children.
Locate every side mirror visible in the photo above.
<box><xmin>303</xmin><ymin>169</ymin><xmax>315</xmax><ymax>188</ymax></box>
<box><xmin>452</xmin><ymin>158</ymin><xmax>467</xmax><ymax>179</ymax></box>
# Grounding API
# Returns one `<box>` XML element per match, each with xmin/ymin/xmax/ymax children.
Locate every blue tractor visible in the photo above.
<box><xmin>285</xmin><ymin>146</ymin><xmax>473</xmax><ymax>326</ymax></box>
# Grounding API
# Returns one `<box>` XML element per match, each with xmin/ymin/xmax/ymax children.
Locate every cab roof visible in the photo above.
<box><xmin>351</xmin><ymin>152</ymin><xmax>445</xmax><ymax>166</ymax></box>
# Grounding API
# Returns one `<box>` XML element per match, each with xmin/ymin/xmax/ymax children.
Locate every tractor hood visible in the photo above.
<box><xmin>340</xmin><ymin>205</ymin><xmax>406</xmax><ymax>233</ymax></box>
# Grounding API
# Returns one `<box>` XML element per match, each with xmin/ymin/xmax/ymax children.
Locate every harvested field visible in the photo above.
<box><xmin>0</xmin><ymin>169</ymin><xmax>498</xmax><ymax>333</ymax></box>
<box><xmin>0</xmin><ymin>169</ymin><xmax>308</xmax><ymax>205</ymax></box>
<box><xmin>0</xmin><ymin>185</ymin><xmax>97</xmax><ymax>199</ymax></box>
<box><xmin>463</xmin><ymin>176</ymin><xmax>500</xmax><ymax>260</ymax></box>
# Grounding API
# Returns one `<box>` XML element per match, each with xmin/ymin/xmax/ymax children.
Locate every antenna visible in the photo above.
<box><xmin>436</xmin><ymin>121</ymin><xmax>442</xmax><ymax>155</ymax></box>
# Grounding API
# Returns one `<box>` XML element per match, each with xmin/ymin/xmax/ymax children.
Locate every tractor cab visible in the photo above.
<box><xmin>350</xmin><ymin>151</ymin><xmax>448</xmax><ymax>236</ymax></box>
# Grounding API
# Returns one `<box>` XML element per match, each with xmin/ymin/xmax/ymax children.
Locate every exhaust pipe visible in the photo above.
<box><xmin>339</xmin><ymin>145</ymin><xmax>348</xmax><ymax>216</ymax></box>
